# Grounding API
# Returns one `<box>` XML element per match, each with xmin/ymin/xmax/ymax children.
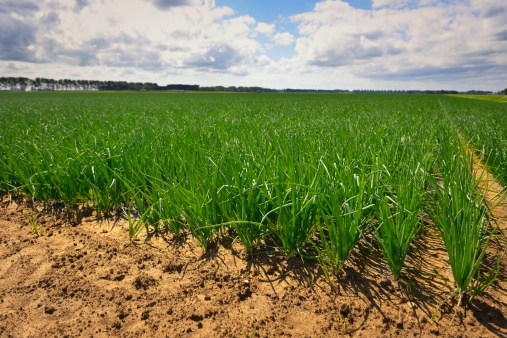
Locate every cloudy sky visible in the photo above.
<box><xmin>1</xmin><ymin>0</ymin><xmax>506</xmax><ymax>90</ymax></box>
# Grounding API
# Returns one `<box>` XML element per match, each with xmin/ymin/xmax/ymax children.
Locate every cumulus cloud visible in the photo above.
<box><xmin>253</xmin><ymin>55</ymin><xmax>272</xmax><ymax>67</ymax></box>
<box><xmin>0</xmin><ymin>14</ymin><xmax>37</xmax><ymax>62</ymax></box>
<box><xmin>360</xmin><ymin>64</ymin><xmax>499</xmax><ymax>80</ymax></box>
<box><xmin>483</xmin><ymin>6</ymin><xmax>505</xmax><ymax>18</ymax></box>
<box><xmin>6</xmin><ymin>63</ymin><xmax>19</xmax><ymax>71</ymax></box>
<box><xmin>0</xmin><ymin>0</ymin><xmax>39</xmax><ymax>16</ymax></box>
<box><xmin>58</xmin><ymin>50</ymin><xmax>99</xmax><ymax>67</ymax></box>
<box><xmin>291</xmin><ymin>1</ymin><xmax>402</xmax><ymax>67</ymax></box>
<box><xmin>103</xmin><ymin>49</ymin><xmax>163</xmax><ymax>71</ymax></box>
<box><xmin>41</xmin><ymin>12</ymin><xmax>61</xmax><ymax>27</ymax></box>
<box><xmin>151</xmin><ymin>0</ymin><xmax>195</xmax><ymax>10</ymax></box>
<box><xmin>372</xmin><ymin>0</ymin><xmax>412</xmax><ymax>9</ymax></box>
<box><xmin>255</xmin><ymin>22</ymin><xmax>275</xmax><ymax>35</ymax></box>
<box><xmin>289</xmin><ymin>0</ymin><xmax>507</xmax><ymax>83</ymax></box>
<box><xmin>497</xmin><ymin>29</ymin><xmax>507</xmax><ymax>41</ymax></box>
<box><xmin>272</xmin><ymin>32</ymin><xmax>295</xmax><ymax>46</ymax></box>
<box><xmin>0</xmin><ymin>0</ymin><xmax>263</xmax><ymax>76</ymax></box>
<box><xmin>74</xmin><ymin>0</ymin><xmax>90</xmax><ymax>12</ymax></box>
<box><xmin>87</xmin><ymin>37</ymin><xmax>110</xmax><ymax>50</ymax></box>
<box><xmin>185</xmin><ymin>44</ymin><xmax>244</xmax><ymax>70</ymax></box>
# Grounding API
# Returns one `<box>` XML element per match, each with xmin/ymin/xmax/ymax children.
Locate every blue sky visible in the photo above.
<box><xmin>217</xmin><ymin>0</ymin><xmax>318</xmax><ymax>23</ymax></box>
<box><xmin>217</xmin><ymin>0</ymin><xmax>374</xmax><ymax>20</ymax></box>
<box><xmin>0</xmin><ymin>0</ymin><xmax>506</xmax><ymax>91</ymax></box>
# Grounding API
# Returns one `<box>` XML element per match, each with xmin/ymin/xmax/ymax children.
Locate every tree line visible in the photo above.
<box><xmin>351</xmin><ymin>89</ymin><xmax>498</xmax><ymax>95</ymax></box>
<box><xmin>0</xmin><ymin>77</ymin><xmax>503</xmax><ymax>94</ymax></box>
<box><xmin>0</xmin><ymin>77</ymin><xmax>199</xmax><ymax>92</ymax></box>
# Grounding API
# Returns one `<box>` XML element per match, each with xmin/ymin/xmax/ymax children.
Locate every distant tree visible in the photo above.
<box><xmin>0</xmin><ymin>77</ymin><xmax>9</xmax><ymax>90</ymax></box>
<box><xmin>17</xmin><ymin>77</ymin><xmax>31</xmax><ymax>91</ymax></box>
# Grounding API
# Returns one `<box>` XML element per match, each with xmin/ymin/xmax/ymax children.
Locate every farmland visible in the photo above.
<box><xmin>447</xmin><ymin>94</ymin><xmax>507</xmax><ymax>103</ymax></box>
<box><xmin>0</xmin><ymin>92</ymin><xmax>506</xmax><ymax>336</ymax></box>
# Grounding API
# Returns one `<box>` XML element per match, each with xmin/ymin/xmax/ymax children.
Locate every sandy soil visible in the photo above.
<box><xmin>0</xmin><ymin>190</ymin><xmax>506</xmax><ymax>337</ymax></box>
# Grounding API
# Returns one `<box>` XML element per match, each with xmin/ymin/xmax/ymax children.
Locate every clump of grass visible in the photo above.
<box><xmin>269</xmin><ymin>182</ymin><xmax>318</xmax><ymax>258</ymax></box>
<box><xmin>316</xmin><ymin>172</ymin><xmax>373</xmax><ymax>280</ymax></box>
<box><xmin>265</xmin><ymin>146</ymin><xmax>321</xmax><ymax>258</ymax></box>
<box><xmin>229</xmin><ymin>179</ymin><xmax>270</xmax><ymax>255</ymax></box>
<box><xmin>25</xmin><ymin>210</ymin><xmax>42</xmax><ymax>236</ymax></box>
<box><xmin>375</xmin><ymin>162</ymin><xmax>426</xmax><ymax>280</ymax></box>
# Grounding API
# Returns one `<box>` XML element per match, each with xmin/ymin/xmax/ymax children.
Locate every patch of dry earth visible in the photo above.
<box><xmin>0</xmin><ymin>192</ymin><xmax>506</xmax><ymax>337</ymax></box>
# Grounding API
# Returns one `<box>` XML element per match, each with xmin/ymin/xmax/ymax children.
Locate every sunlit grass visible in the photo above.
<box><xmin>446</xmin><ymin>94</ymin><xmax>507</xmax><ymax>103</ymax></box>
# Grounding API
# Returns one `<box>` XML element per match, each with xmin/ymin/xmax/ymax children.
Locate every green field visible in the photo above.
<box><xmin>447</xmin><ymin>94</ymin><xmax>507</xmax><ymax>103</ymax></box>
<box><xmin>1</xmin><ymin>92</ymin><xmax>506</xmax><ymax>302</ymax></box>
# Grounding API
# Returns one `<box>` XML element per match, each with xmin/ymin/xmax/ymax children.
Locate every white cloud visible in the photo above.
<box><xmin>287</xmin><ymin>0</ymin><xmax>507</xmax><ymax>88</ymax></box>
<box><xmin>0</xmin><ymin>0</ymin><xmax>262</xmax><ymax>77</ymax></box>
<box><xmin>255</xmin><ymin>22</ymin><xmax>275</xmax><ymax>36</ymax></box>
<box><xmin>74</xmin><ymin>0</ymin><xmax>90</xmax><ymax>12</ymax></box>
<box><xmin>272</xmin><ymin>32</ymin><xmax>295</xmax><ymax>46</ymax></box>
<box><xmin>372</xmin><ymin>0</ymin><xmax>412</xmax><ymax>9</ymax></box>
<box><xmin>252</xmin><ymin>55</ymin><xmax>272</xmax><ymax>67</ymax></box>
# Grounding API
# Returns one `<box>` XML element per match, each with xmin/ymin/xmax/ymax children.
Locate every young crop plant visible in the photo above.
<box><xmin>316</xmin><ymin>170</ymin><xmax>373</xmax><ymax>280</ymax></box>
<box><xmin>374</xmin><ymin>161</ymin><xmax>426</xmax><ymax>281</ymax></box>
<box><xmin>269</xmin><ymin>182</ymin><xmax>319</xmax><ymax>258</ymax></box>
<box><xmin>25</xmin><ymin>210</ymin><xmax>42</xmax><ymax>236</ymax></box>
<box><xmin>169</xmin><ymin>182</ymin><xmax>229</xmax><ymax>250</ymax></box>
<box><xmin>229</xmin><ymin>174</ymin><xmax>271</xmax><ymax>255</ymax></box>
<box><xmin>266</xmin><ymin>148</ymin><xmax>321</xmax><ymax>258</ymax></box>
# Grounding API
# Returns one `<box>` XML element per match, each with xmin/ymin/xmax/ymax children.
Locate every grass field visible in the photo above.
<box><xmin>447</xmin><ymin>94</ymin><xmax>507</xmax><ymax>103</ymax></box>
<box><xmin>0</xmin><ymin>92</ymin><xmax>505</xmax><ymax>304</ymax></box>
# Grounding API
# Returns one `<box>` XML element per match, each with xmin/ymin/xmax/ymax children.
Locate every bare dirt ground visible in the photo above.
<box><xmin>0</xmin><ymin>189</ymin><xmax>506</xmax><ymax>337</ymax></box>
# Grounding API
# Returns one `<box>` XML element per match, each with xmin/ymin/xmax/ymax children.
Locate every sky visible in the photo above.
<box><xmin>1</xmin><ymin>0</ymin><xmax>506</xmax><ymax>91</ymax></box>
